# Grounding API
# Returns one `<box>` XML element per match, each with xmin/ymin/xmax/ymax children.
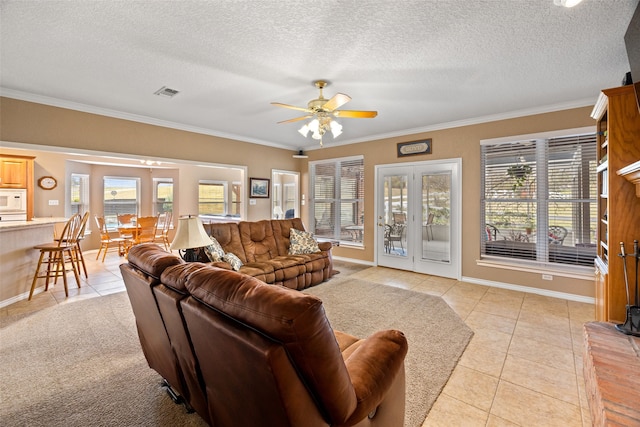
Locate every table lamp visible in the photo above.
<box><xmin>170</xmin><ymin>215</ymin><xmax>211</xmax><ymax>262</ymax></box>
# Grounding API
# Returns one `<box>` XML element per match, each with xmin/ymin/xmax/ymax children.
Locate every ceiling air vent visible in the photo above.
<box><xmin>154</xmin><ymin>86</ymin><xmax>180</xmax><ymax>98</ymax></box>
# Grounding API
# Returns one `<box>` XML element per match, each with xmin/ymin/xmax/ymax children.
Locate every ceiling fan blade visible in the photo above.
<box><xmin>277</xmin><ymin>115</ymin><xmax>313</xmax><ymax>124</ymax></box>
<box><xmin>322</xmin><ymin>93</ymin><xmax>351</xmax><ymax>111</ymax></box>
<box><xmin>271</xmin><ymin>102</ymin><xmax>311</xmax><ymax>113</ymax></box>
<box><xmin>333</xmin><ymin>110</ymin><xmax>378</xmax><ymax>118</ymax></box>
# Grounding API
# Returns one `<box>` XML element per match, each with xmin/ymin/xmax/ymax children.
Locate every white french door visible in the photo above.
<box><xmin>376</xmin><ymin>159</ymin><xmax>461</xmax><ymax>280</ymax></box>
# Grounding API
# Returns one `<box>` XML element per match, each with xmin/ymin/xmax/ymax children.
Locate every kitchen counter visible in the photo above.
<box><xmin>0</xmin><ymin>217</ymin><xmax>67</xmax><ymax>231</ymax></box>
<box><xmin>0</xmin><ymin>217</ymin><xmax>69</xmax><ymax>305</ymax></box>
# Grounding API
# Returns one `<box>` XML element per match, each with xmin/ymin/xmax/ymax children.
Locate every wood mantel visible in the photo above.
<box><xmin>617</xmin><ymin>160</ymin><xmax>640</xmax><ymax>197</ymax></box>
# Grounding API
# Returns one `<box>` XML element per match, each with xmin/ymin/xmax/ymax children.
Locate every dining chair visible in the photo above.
<box><xmin>134</xmin><ymin>215</ymin><xmax>159</xmax><ymax>245</ymax></box>
<box><xmin>425</xmin><ymin>213</ymin><xmax>435</xmax><ymax>241</ymax></box>
<box><xmin>29</xmin><ymin>214</ymin><xmax>82</xmax><ymax>300</ymax></box>
<box><xmin>384</xmin><ymin>223</ymin><xmax>405</xmax><ymax>253</ymax></box>
<box><xmin>154</xmin><ymin>212</ymin><xmax>172</xmax><ymax>251</ymax></box>
<box><xmin>117</xmin><ymin>213</ymin><xmax>136</xmax><ymax>226</ymax></box>
<box><xmin>393</xmin><ymin>212</ymin><xmax>406</xmax><ymax>225</ymax></box>
<box><xmin>95</xmin><ymin>215</ymin><xmax>131</xmax><ymax>262</ymax></box>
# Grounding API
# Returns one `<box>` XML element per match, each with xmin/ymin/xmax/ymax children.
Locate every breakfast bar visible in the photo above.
<box><xmin>0</xmin><ymin>218</ymin><xmax>68</xmax><ymax>305</ymax></box>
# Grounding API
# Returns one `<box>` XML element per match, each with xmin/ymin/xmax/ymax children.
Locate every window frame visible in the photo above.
<box><xmin>103</xmin><ymin>176</ymin><xmax>140</xmax><ymax>231</ymax></box>
<box><xmin>198</xmin><ymin>180</ymin><xmax>231</xmax><ymax>218</ymax></box>
<box><xmin>69</xmin><ymin>173</ymin><xmax>89</xmax><ymax>217</ymax></box>
<box><xmin>479</xmin><ymin>127</ymin><xmax>597</xmax><ymax>275</ymax></box>
<box><xmin>310</xmin><ymin>155</ymin><xmax>365</xmax><ymax>246</ymax></box>
<box><xmin>153</xmin><ymin>178</ymin><xmax>173</xmax><ymax>216</ymax></box>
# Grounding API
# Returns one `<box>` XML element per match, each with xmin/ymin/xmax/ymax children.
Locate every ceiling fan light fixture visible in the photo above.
<box><xmin>298</xmin><ymin>124</ymin><xmax>310</xmax><ymax>137</ymax></box>
<box><xmin>272</xmin><ymin>80</ymin><xmax>377</xmax><ymax>147</ymax></box>
<box><xmin>330</xmin><ymin>120</ymin><xmax>342</xmax><ymax>138</ymax></box>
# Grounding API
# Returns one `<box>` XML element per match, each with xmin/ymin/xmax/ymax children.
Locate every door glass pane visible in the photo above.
<box><xmin>422</xmin><ymin>172</ymin><xmax>451</xmax><ymax>263</ymax></box>
<box><xmin>383</xmin><ymin>174</ymin><xmax>408</xmax><ymax>256</ymax></box>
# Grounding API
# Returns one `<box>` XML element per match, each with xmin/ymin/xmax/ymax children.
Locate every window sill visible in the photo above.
<box><xmin>476</xmin><ymin>257</ymin><xmax>594</xmax><ymax>281</ymax></box>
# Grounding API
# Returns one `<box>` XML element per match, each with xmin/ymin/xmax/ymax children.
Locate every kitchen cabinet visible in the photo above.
<box><xmin>0</xmin><ymin>154</ymin><xmax>34</xmax><ymax>219</ymax></box>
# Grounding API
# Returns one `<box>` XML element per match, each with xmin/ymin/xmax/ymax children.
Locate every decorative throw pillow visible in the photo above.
<box><xmin>204</xmin><ymin>237</ymin><xmax>225</xmax><ymax>262</ymax></box>
<box><xmin>223</xmin><ymin>252</ymin><xmax>243</xmax><ymax>271</ymax></box>
<box><xmin>289</xmin><ymin>228</ymin><xmax>320</xmax><ymax>255</ymax></box>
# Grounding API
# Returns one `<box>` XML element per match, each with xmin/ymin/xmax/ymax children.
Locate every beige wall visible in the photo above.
<box><xmin>1</xmin><ymin>97</ymin><xmax>596</xmax><ymax>298</ymax></box>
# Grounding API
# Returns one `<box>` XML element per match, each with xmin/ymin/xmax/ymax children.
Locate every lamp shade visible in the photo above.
<box><xmin>170</xmin><ymin>216</ymin><xmax>211</xmax><ymax>251</ymax></box>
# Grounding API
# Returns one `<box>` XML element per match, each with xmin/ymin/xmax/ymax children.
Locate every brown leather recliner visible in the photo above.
<box><xmin>120</xmin><ymin>245</ymin><xmax>210</xmax><ymax>424</ymax></box>
<box><xmin>123</xmin><ymin>243</ymin><xmax>408</xmax><ymax>426</ymax></box>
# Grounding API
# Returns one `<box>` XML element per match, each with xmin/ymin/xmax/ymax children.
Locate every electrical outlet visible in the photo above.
<box><xmin>542</xmin><ymin>274</ymin><xmax>553</xmax><ymax>280</ymax></box>
<box><xmin>48</xmin><ymin>200</ymin><xmax>59</xmax><ymax>206</ymax></box>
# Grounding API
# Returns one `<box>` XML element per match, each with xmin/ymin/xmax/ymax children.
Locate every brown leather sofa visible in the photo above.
<box><xmin>200</xmin><ymin>218</ymin><xmax>333</xmax><ymax>289</ymax></box>
<box><xmin>121</xmin><ymin>243</ymin><xmax>408</xmax><ymax>427</ymax></box>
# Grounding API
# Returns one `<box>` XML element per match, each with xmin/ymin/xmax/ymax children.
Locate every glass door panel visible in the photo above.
<box><xmin>377</xmin><ymin>168</ymin><xmax>412</xmax><ymax>270</ymax></box>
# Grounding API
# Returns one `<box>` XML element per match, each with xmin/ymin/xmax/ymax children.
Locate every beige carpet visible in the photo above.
<box><xmin>305</xmin><ymin>277</ymin><xmax>473</xmax><ymax>427</ymax></box>
<box><xmin>0</xmin><ymin>277</ymin><xmax>472</xmax><ymax>427</ymax></box>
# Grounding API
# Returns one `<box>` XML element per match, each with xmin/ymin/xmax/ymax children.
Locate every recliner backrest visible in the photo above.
<box><xmin>120</xmin><ymin>244</ymin><xmax>186</xmax><ymax>402</ymax></box>
<box><xmin>203</xmin><ymin>221</ymin><xmax>248</xmax><ymax>262</ymax></box>
<box><xmin>182</xmin><ymin>265</ymin><xmax>358</xmax><ymax>425</ymax></box>
<box><xmin>271</xmin><ymin>218</ymin><xmax>306</xmax><ymax>256</ymax></box>
<box><xmin>238</xmin><ymin>219</ymin><xmax>279</xmax><ymax>262</ymax></box>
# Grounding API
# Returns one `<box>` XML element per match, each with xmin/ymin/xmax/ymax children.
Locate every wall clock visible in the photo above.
<box><xmin>38</xmin><ymin>176</ymin><xmax>57</xmax><ymax>190</ymax></box>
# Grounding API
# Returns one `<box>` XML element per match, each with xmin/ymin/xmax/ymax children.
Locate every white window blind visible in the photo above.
<box><xmin>481</xmin><ymin>133</ymin><xmax>597</xmax><ymax>268</ymax></box>
<box><xmin>310</xmin><ymin>157</ymin><xmax>364</xmax><ymax>244</ymax></box>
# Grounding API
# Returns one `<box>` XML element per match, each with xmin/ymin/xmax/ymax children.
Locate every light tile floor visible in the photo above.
<box><xmin>1</xmin><ymin>251</ymin><xmax>595</xmax><ymax>426</ymax></box>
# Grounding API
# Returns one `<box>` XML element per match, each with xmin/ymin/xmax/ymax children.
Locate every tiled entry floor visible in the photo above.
<box><xmin>3</xmin><ymin>252</ymin><xmax>595</xmax><ymax>426</ymax></box>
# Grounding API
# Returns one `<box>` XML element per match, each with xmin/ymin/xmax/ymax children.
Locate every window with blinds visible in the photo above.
<box><xmin>153</xmin><ymin>178</ymin><xmax>173</xmax><ymax>215</ymax></box>
<box><xmin>310</xmin><ymin>156</ymin><xmax>364</xmax><ymax>244</ymax></box>
<box><xmin>199</xmin><ymin>181</ymin><xmax>227</xmax><ymax>216</ymax></box>
<box><xmin>481</xmin><ymin>133</ymin><xmax>597</xmax><ymax>268</ymax></box>
<box><xmin>70</xmin><ymin>173</ymin><xmax>89</xmax><ymax>216</ymax></box>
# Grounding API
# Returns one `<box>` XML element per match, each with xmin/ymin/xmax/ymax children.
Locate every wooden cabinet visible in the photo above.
<box><xmin>591</xmin><ymin>85</ymin><xmax>640</xmax><ymax>323</ymax></box>
<box><xmin>0</xmin><ymin>154</ymin><xmax>35</xmax><ymax>220</ymax></box>
<box><xmin>0</xmin><ymin>156</ymin><xmax>29</xmax><ymax>188</ymax></box>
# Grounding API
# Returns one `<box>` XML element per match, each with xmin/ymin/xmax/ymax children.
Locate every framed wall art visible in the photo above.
<box><xmin>249</xmin><ymin>177</ymin><xmax>270</xmax><ymax>198</ymax></box>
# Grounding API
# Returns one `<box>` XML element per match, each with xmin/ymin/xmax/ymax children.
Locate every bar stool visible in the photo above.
<box><xmin>29</xmin><ymin>215</ymin><xmax>82</xmax><ymax>300</ymax></box>
<box><xmin>55</xmin><ymin>211</ymin><xmax>90</xmax><ymax>278</ymax></box>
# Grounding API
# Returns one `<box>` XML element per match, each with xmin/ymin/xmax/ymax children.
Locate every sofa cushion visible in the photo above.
<box><xmin>239</xmin><ymin>220</ymin><xmax>279</xmax><ymax>262</ymax></box>
<box><xmin>271</xmin><ymin>218</ymin><xmax>308</xmax><ymax>256</ymax></box>
<box><xmin>223</xmin><ymin>252</ymin><xmax>243</xmax><ymax>271</ymax></box>
<box><xmin>289</xmin><ymin>228</ymin><xmax>320</xmax><ymax>255</ymax></box>
<box><xmin>204</xmin><ymin>222</ymin><xmax>248</xmax><ymax>263</ymax></box>
<box><xmin>204</xmin><ymin>237</ymin><xmax>225</xmax><ymax>262</ymax></box>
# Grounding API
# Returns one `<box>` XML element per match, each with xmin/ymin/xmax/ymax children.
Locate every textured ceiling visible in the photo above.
<box><xmin>1</xmin><ymin>0</ymin><xmax>638</xmax><ymax>152</ymax></box>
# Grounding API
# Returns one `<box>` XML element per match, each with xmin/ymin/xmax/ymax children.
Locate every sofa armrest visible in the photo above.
<box><xmin>342</xmin><ymin>329</ymin><xmax>408</xmax><ymax>426</ymax></box>
<box><xmin>317</xmin><ymin>241</ymin><xmax>332</xmax><ymax>251</ymax></box>
<box><xmin>209</xmin><ymin>261</ymin><xmax>232</xmax><ymax>270</ymax></box>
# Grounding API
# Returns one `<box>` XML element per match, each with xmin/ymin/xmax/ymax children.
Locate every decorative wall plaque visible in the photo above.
<box><xmin>397</xmin><ymin>139</ymin><xmax>432</xmax><ymax>157</ymax></box>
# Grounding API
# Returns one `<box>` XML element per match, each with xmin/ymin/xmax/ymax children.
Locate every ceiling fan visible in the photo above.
<box><xmin>271</xmin><ymin>80</ymin><xmax>377</xmax><ymax>146</ymax></box>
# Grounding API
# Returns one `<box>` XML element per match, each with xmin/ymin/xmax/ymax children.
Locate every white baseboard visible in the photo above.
<box><xmin>332</xmin><ymin>256</ymin><xmax>594</xmax><ymax>304</ymax></box>
<box><xmin>332</xmin><ymin>256</ymin><xmax>375</xmax><ymax>266</ymax></box>
<box><xmin>462</xmin><ymin>275</ymin><xmax>595</xmax><ymax>304</ymax></box>
<box><xmin>0</xmin><ymin>287</ymin><xmax>44</xmax><ymax>308</ymax></box>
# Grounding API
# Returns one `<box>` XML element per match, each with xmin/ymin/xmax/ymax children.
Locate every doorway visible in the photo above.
<box><xmin>376</xmin><ymin>159</ymin><xmax>461</xmax><ymax>279</ymax></box>
<box><xmin>271</xmin><ymin>170</ymin><xmax>299</xmax><ymax>219</ymax></box>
